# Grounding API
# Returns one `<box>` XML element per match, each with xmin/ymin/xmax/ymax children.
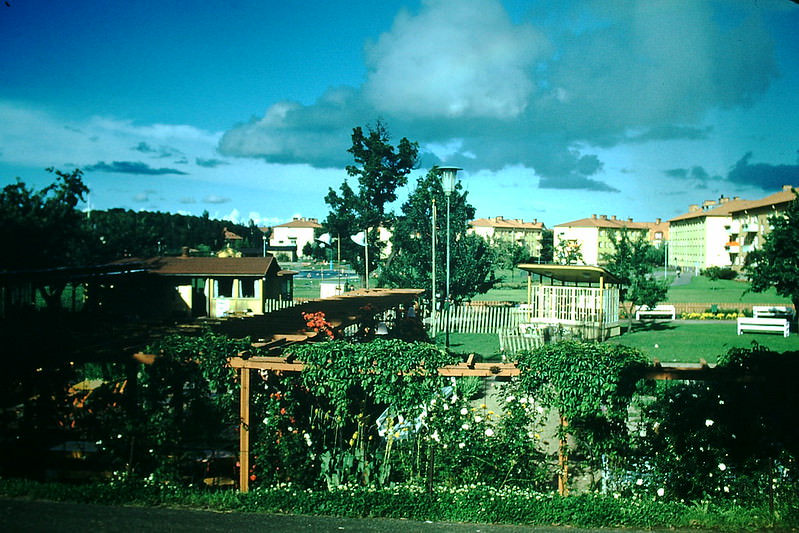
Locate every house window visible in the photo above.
<box><xmin>239</xmin><ymin>278</ymin><xmax>255</xmax><ymax>298</ymax></box>
<box><xmin>216</xmin><ymin>278</ymin><xmax>233</xmax><ymax>298</ymax></box>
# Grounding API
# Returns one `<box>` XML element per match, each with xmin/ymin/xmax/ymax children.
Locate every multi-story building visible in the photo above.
<box><xmin>468</xmin><ymin>216</ymin><xmax>546</xmax><ymax>258</ymax></box>
<box><xmin>668</xmin><ymin>196</ymin><xmax>750</xmax><ymax>271</ymax></box>
<box><xmin>553</xmin><ymin>215</ymin><xmax>653</xmax><ymax>266</ymax></box>
<box><xmin>269</xmin><ymin>217</ymin><xmax>322</xmax><ymax>260</ymax></box>
<box><xmin>668</xmin><ymin>187</ymin><xmax>797</xmax><ymax>272</ymax></box>
<box><xmin>726</xmin><ymin>185</ymin><xmax>796</xmax><ymax>269</ymax></box>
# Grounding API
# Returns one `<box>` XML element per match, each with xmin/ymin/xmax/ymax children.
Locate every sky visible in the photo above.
<box><xmin>2</xmin><ymin>0</ymin><xmax>799</xmax><ymax>229</ymax></box>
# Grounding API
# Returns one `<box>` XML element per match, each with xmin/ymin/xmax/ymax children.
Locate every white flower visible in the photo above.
<box><xmin>431</xmin><ymin>430</ymin><xmax>440</xmax><ymax>442</ymax></box>
<box><xmin>718</xmin><ymin>463</ymin><xmax>727</xmax><ymax>471</ymax></box>
<box><xmin>484</xmin><ymin>428</ymin><xmax>494</xmax><ymax>437</ymax></box>
<box><xmin>474</xmin><ymin>415</ymin><xmax>483</xmax><ymax>423</ymax></box>
<box><xmin>506</xmin><ymin>396</ymin><xmax>516</xmax><ymax>403</ymax></box>
<box><xmin>536</xmin><ymin>405</ymin><xmax>544</xmax><ymax>414</ymax></box>
<box><xmin>458</xmin><ymin>442</ymin><xmax>465</xmax><ymax>449</ymax></box>
<box><xmin>443</xmin><ymin>403</ymin><xmax>449</xmax><ymax>411</ymax></box>
<box><xmin>461</xmin><ymin>423</ymin><xmax>470</xmax><ymax>431</ymax></box>
<box><xmin>656</xmin><ymin>487</ymin><xmax>665</xmax><ymax>497</ymax></box>
<box><xmin>636</xmin><ymin>478</ymin><xmax>644</xmax><ymax>486</ymax></box>
<box><xmin>460</xmin><ymin>407</ymin><xmax>469</xmax><ymax>416</ymax></box>
<box><xmin>705</xmin><ymin>419</ymin><xmax>714</xmax><ymax>427</ymax></box>
<box><xmin>519</xmin><ymin>397</ymin><xmax>528</xmax><ymax>404</ymax></box>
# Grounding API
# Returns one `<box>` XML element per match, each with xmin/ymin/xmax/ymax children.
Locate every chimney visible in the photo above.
<box><xmin>611</xmin><ymin>215</ymin><xmax>617</xmax><ymax>221</ymax></box>
<box><xmin>592</xmin><ymin>214</ymin><xmax>597</xmax><ymax>219</ymax></box>
<box><xmin>627</xmin><ymin>217</ymin><xmax>633</xmax><ymax>222</ymax></box>
<box><xmin>689</xmin><ymin>204</ymin><xmax>700</xmax><ymax>212</ymax></box>
<box><xmin>656</xmin><ymin>218</ymin><xmax>661</xmax><ymax>224</ymax></box>
<box><xmin>600</xmin><ymin>215</ymin><xmax>608</xmax><ymax>220</ymax></box>
<box><xmin>783</xmin><ymin>185</ymin><xmax>793</xmax><ymax>192</ymax></box>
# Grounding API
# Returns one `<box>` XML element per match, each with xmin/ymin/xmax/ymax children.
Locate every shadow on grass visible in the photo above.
<box><xmin>625</xmin><ymin>321</ymin><xmax>679</xmax><ymax>334</ymax></box>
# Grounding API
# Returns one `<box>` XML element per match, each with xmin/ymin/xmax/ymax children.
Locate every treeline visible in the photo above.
<box><xmin>0</xmin><ymin>168</ymin><xmax>266</xmax><ymax>270</ymax></box>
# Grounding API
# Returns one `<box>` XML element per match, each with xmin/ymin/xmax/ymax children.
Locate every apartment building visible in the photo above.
<box><xmin>468</xmin><ymin>216</ymin><xmax>546</xmax><ymax>258</ymax></box>
<box><xmin>668</xmin><ymin>196</ymin><xmax>750</xmax><ymax>271</ymax></box>
<box><xmin>726</xmin><ymin>185</ymin><xmax>797</xmax><ymax>269</ymax></box>
<box><xmin>553</xmin><ymin>215</ymin><xmax>652</xmax><ymax>266</ymax></box>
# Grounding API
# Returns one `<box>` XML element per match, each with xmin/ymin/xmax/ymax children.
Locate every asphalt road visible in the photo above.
<box><xmin>0</xmin><ymin>497</ymin><xmax>679</xmax><ymax>533</ymax></box>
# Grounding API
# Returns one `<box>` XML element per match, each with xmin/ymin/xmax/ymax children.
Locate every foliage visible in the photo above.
<box><xmin>745</xmin><ymin>193</ymin><xmax>799</xmax><ymax>319</ymax></box>
<box><xmin>85</xmin><ymin>208</ymin><xmax>257</xmax><ymax>262</ymax></box>
<box><xmin>513</xmin><ymin>341</ymin><xmax>649</xmax><ymax>458</ymax></box>
<box><xmin>554</xmin><ymin>237</ymin><xmax>583</xmax><ymax>265</ymax></box>
<box><xmin>380</xmin><ymin>168</ymin><xmax>497</xmax><ymax>301</ymax></box>
<box><xmin>702</xmin><ymin>266</ymin><xmax>738</xmax><ymax>281</ymax></box>
<box><xmin>1</xmin><ymin>477</ymin><xmax>793</xmax><ymax>531</ymax></box>
<box><xmin>602</xmin><ymin>228</ymin><xmax>669</xmax><ymax>328</ymax></box>
<box><xmin>0</xmin><ymin>168</ymin><xmax>89</xmax><ymax>270</ymax></box>
<box><xmin>626</xmin><ymin>346</ymin><xmax>799</xmax><ymax>506</ymax></box>
<box><xmin>324</xmin><ymin>121</ymin><xmax>419</xmax><ymax>279</ymax></box>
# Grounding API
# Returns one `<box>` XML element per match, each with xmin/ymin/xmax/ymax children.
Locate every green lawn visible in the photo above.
<box><xmin>605</xmin><ymin>321</ymin><xmax>799</xmax><ymax>364</ymax></box>
<box><xmin>665</xmin><ymin>276</ymin><xmax>791</xmax><ymax>304</ymax></box>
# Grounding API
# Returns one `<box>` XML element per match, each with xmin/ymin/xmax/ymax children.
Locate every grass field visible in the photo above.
<box><xmin>605</xmin><ymin>321</ymin><xmax>799</xmax><ymax>363</ymax></box>
<box><xmin>437</xmin><ymin>323</ymin><xmax>799</xmax><ymax>364</ymax></box>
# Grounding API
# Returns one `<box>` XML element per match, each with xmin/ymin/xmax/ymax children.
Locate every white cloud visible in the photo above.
<box><xmin>362</xmin><ymin>0</ymin><xmax>548</xmax><ymax>119</ymax></box>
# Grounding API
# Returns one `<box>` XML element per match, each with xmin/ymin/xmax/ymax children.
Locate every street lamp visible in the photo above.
<box><xmin>438</xmin><ymin>166</ymin><xmax>461</xmax><ymax>349</ymax></box>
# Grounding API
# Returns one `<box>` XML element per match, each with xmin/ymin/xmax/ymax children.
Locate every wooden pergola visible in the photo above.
<box><xmin>227</xmin><ymin>351</ymin><xmax>743</xmax><ymax>492</ymax></box>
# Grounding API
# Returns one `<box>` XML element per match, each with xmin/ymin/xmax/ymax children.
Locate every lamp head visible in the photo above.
<box><xmin>438</xmin><ymin>166</ymin><xmax>461</xmax><ymax>196</ymax></box>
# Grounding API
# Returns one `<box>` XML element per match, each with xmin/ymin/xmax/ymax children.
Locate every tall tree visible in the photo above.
<box><xmin>602</xmin><ymin>228</ymin><xmax>668</xmax><ymax>329</ymax></box>
<box><xmin>0</xmin><ymin>167</ymin><xmax>89</xmax><ymax>270</ymax></box>
<box><xmin>745</xmin><ymin>193</ymin><xmax>799</xmax><ymax>326</ymax></box>
<box><xmin>324</xmin><ymin>121</ymin><xmax>419</xmax><ymax>279</ymax></box>
<box><xmin>380</xmin><ymin>168</ymin><xmax>496</xmax><ymax>302</ymax></box>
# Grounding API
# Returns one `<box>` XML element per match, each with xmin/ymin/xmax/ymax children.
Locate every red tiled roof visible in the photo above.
<box><xmin>273</xmin><ymin>218</ymin><xmax>322</xmax><ymax>229</ymax></box>
<box><xmin>669</xmin><ymin>197</ymin><xmax>752</xmax><ymax>222</ymax></box>
<box><xmin>469</xmin><ymin>217</ymin><xmax>545</xmax><ymax>230</ymax></box>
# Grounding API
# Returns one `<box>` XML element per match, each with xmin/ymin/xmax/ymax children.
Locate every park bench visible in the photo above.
<box><xmin>635</xmin><ymin>304</ymin><xmax>676</xmax><ymax>320</ymax></box>
<box><xmin>752</xmin><ymin>305</ymin><xmax>794</xmax><ymax>319</ymax></box>
<box><xmin>736</xmin><ymin>317</ymin><xmax>790</xmax><ymax>337</ymax></box>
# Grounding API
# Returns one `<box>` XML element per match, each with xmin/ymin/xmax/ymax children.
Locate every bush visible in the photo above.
<box><xmin>702</xmin><ymin>266</ymin><xmax>737</xmax><ymax>281</ymax></box>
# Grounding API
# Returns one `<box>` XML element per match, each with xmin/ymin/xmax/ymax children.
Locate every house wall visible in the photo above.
<box><xmin>555</xmin><ymin>226</ymin><xmax>599</xmax><ymax>265</ymax></box>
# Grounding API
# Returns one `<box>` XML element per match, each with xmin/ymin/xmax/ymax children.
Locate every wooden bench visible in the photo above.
<box><xmin>752</xmin><ymin>305</ymin><xmax>794</xmax><ymax>319</ymax></box>
<box><xmin>737</xmin><ymin>317</ymin><xmax>790</xmax><ymax>337</ymax></box>
<box><xmin>635</xmin><ymin>304</ymin><xmax>676</xmax><ymax>320</ymax></box>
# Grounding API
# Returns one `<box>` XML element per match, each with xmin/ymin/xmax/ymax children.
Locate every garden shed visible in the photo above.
<box><xmin>505</xmin><ymin>264</ymin><xmax>622</xmax><ymax>346</ymax></box>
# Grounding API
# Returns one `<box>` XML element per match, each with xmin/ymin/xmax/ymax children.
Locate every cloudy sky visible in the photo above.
<box><xmin>2</xmin><ymin>0</ymin><xmax>798</xmax><ymax>228</ymax></box>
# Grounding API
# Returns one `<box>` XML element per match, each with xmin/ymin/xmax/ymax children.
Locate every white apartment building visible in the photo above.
<box><xmin>553</xmin><ymin>215</ymin><xmax>651</xmax><ymax>266</ymax></box>
<box><xmin>269</xmin><ymin>217</ymin><xmax>322</xmax><ymax>259</ymax></box>
<box><xmin>468</xmin><ymin>216</ymin><xmax>546</xmax><ymax>258</ymax></box>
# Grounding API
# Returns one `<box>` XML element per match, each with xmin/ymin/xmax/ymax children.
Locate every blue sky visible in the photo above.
<box><xmin>2</xmin><ymin>0</ymin><xmax>798</xmax><ymax>228</ymax></box>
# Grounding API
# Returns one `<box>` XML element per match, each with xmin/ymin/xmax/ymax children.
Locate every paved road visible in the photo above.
<box><xmin>0</xmin><ymin>497</ymin><xmax>680</xmax><ymax>533</ymax></box>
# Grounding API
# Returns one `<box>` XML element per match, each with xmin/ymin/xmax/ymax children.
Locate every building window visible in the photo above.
<box><xmin>216</xmin><ymin>278</ymin><xmax>233</xmax><ymax>298</ymax></box>
<box><xmin>239</xmin><ymin>278</ymin><xmax>255</xmax><ymax>298</ymax></box>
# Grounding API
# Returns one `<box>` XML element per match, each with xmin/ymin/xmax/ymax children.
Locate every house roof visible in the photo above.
<box><xmin>469</xmin><ymin>216</ymin><xmax>544</xmax><ymax>230</ymax></box>
<box><xmin>669</xmin><ymin>197</ymin><xmax>752</xmax><ymax>222</ymax></box>
<box><xmin>555</xmin><ymin>214</ymin><xmax>648</xmax><ymax>230</ymax></box>
<box><xmin>114</xmin><ymin>256</ymin><xmax>288</xmax><ymax>277</ymax></box>
<box><xmin>516</xmin><ymin>263</ymin><xmax>622</xmax><ymax>286</ymax></box>
<box><xmin>273</xmin><ymin>217</ymin><xmax>322</xmax><ymax>229</ymax></box>
<box><xmin>730</xmin><ymin>187</ymin><xmax>796</xmax><ymax>214</ymax></box>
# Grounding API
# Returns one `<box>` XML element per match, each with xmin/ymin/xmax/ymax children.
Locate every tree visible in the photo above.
<box><xmin>324</xmin><ymin>121</ymin><xmax>419</xmax><ymax>280</ymax></box>
<box><xmin>602</xmin><ymin>228</ymin><xmax>668</xmax><ymax>329</ymax></box>
<box><xmin>745</xmin><ymin>193</ymin><xmax>799</xmax><ymax>326</ymax></box>
<box><xmin>0</xmin><ymin>168</ymin><xmax>89</xmax><ymax>271</ymax></box>
<box><xmin>554</xmin><ymin>238</ymin><xmax>584</xmax><ymax>265</ymax></box>
<box><xmin>380</xmin><ymin>168</ymin><xmax>496</xmax><ymax>302</ymax></box>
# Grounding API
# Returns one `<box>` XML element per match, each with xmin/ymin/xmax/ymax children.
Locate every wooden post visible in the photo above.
<box><xmin>558</xmin><ymin>415</ymin><xmax>569</xmax><ymax>497</ymax></box>
<box><xmin>239</xmin><ymin>367</ymin><xmax>251</xmax><ymax>492</ymax></box>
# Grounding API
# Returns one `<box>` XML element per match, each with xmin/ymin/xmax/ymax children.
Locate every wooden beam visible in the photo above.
<box><xmin>239</xmin><ymin>367</ymin><xmax>251</xmax><ymax>493</ymax></box>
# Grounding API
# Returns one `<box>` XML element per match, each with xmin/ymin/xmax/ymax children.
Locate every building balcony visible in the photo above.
<box><xmin>741</xmin><ymin>222</ymin><xmax>760</xmax><ymax>233</ymax></box>
<box><xmin>725</xmin><ymin>241</ymin><xmax>740</xmax><ymax>253</ymax></box>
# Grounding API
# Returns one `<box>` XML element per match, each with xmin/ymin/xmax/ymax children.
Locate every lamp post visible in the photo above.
<box><xmin>439</xmin><ymin>166</ymin><xmax>461</xmax><ymax>349</ymax></box>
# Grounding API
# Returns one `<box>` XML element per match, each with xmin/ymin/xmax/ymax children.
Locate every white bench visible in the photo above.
<box><xmin>635</xmin><ymin>304</ymin><xmax>676</xmax><ymax>320</ymax></box>
<box><xmin>752</xmin><ymin>305</ymin><xmax>794</xmax><ymax>319</ymax></box>
<box><xmin>737</xmin><ymin>317</ymin><xmax>790</xmax><ymax>337</ymax></box>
